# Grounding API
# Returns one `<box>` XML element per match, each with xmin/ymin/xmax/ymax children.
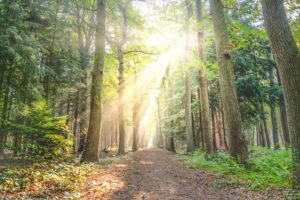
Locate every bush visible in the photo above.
<box><xmin>5</xmin><ymin>101</ymin><xmax>72</xmax><ymax>160</ymax></box>
<box><xmin>177</xmin><ymin>146</ymin><xmax>292</xmax><ymax>189</ymax></box>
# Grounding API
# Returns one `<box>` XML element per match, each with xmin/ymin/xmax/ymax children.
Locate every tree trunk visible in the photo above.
<box><xmin>81</xmin><ymin>0</ymin><xmax>106</xmax><ymax>162</ymax></box>
<box><xmin>269</xmin><ymin>68</ymin><xmax>280</xmax><ymax>149</ymax></box>
<box><xmin>276</xmin><ymin>67</ymin><xmax>290</xmax><ymax>147</ymax></box>
<box><xmin>195</xmin><ymin>0</ymin><xmax>214</xmax><ymax>155</ymax></box>
<box><xmin>157</xmin><ymin>100</ymin><xmax>165</xmax><ymax>149</ymax></box>
<box><xmin>132</xmin><ymin>97</ymin><xmax>140</xmax><ymax>152</ymax></box>
<box><xmin>117</xmin><ymin>51</ymin><xmax>126</xmax><ymax>155</ymax></box>
<box><xmin>211</xmin><ymin>108</ymin><xmax>217</xmax><ymax>150</ymax></box>
<box><xmin>197</xmin><ymin>87</ymin><xmax>204</xmax><ymax>149</ymax></box>
<box><xmin>209</xmin><ymin>0</ymin><xmax>247</xmax><ymax>163</ymax></box>
<box><xmin>75</xmin><ymin>3</ymin><xmax>93</xmax><ymax>153</ymax></box>
<box><xmin>259</xmin><ymin>102</ymin><xmax>271</xmax><ymax>148</ymax></box>
<box><xmin>262</xmin><ymin>0</ymin><xmax>300</xmax><ymax>187</ymax></box>
<box><xmin>73</xmin><ymin>92</ymin><xmax>79</xmax><ymax>153</ymax></box>
<box><xmin>0</xmin><ymin>65</ymin><xmax>13</xmax><ymax>155</ymax></box>
<box><xmin>221</xmin><ymin>104</ymin><xmax>228</xmax><ymax>150</ymax></box>
<box><xmin>185</xmin><ymin>73</ymin><xmax>194</xmax><ymax>152</ymax></box>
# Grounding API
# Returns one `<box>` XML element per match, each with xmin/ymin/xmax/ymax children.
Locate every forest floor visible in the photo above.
<box><xmin>0</xmin><ymin>148</ymin><xmax>293</xmax><ymax>199</ymax></box>
<box><xmin>83</xmin><ymin>148</ymin><xmax>289</xmax><ymax>200</ymax></box>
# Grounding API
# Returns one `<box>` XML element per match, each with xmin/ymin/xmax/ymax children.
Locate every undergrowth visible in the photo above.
<box><xmin>0</xmin><ymin>157</ymin><xmax>118</xmax><ymax>198</ymax></box>
<box><xmin>177</xmin><ymin>146</ymin><xmax>292</xmax><ymax>190</ymax></box>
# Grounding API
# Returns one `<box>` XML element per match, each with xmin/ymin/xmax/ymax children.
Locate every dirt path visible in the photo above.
<box><xmin>99</xmin><ymin>148</ymin><xmax>242</xmax><ymax>200</ymax></box>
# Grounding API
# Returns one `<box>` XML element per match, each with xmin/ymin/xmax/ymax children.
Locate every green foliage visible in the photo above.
<box><xmin>178</xmin><ymin>146</ymin><xmax>292</xmax><ymax>189</ymax></box>
<box><xmin>4</xmin><ymin>101</ymin><xmax>71</xmax><ymax>160</ymax></box>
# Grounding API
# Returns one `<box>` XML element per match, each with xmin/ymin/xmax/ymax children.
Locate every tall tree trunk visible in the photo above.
<box><xmin>262</xmin><ymin>0</ymin><xmax>300</xmax><ymax>187</ymax></box>
<box><xmin>269</xmin><ymin>68</ymin><xmax>280</xmax><ymax>149</ymax></box>
<box><xmin>185</xmin><ymin>73</ymin><xmax>194</xmax><ymax>152</ymax></box>
<box><xmin>211</xmin><ymin>108</ymin><xmax>217</xmax><ymax>150</ymax></box>
<box><xmin>117</xmin><ymin>51</ymin><xmax>126</xmax><ymax>155</ymax></box>
<box><xmin>75</xmin><ymin>3</ymin><xmax>93</xmax><ymax>152</ymax></box>
<box><xmin>0</xmin><ymin>65</ymin><xmax>13</xmax><ymax>155</ymax></box>
<box><xmin>0</xmin><ymin>64</ymin><xmax>6</xmax><ymax>100</ymax></box>
<box><xmin>220</xmin><ymin>104</ymin><xmax>228</xmax><ymax>150</ymax></box>
<box><xmin>276</xmin><ymin>67</ymin><xmax>290</xmax><ymax>147</ymax></box>
<box><xmin>259</xmin><ymin>102</ymin><xmax>271</xmax><ymax>148</ymax></box>
<box><xmin>73</xmin><ymin>92</ymin><xmax>79</xmax><ymax>153</ymax></box>
<box><xmin>260</xmin><ymin>122</ymin><xmax>266</xmax><ymax>147</ymax></box>
<box><xmin>157</xmin><ymin>100</ymin><xmax>165</xmax><ymax>149</ymax></box>
<box><xmin>195</xmin><ymin>0</ymin><xmax>214</xmax><ymax>154</ymax></box>
<box><xmin>209</xmin><ymin>0</ymin><xmax>247</xmax><ymax>163</ymax></box>
<box><xmin>197</xmin><ymin>87</ymin><xmax>204</xmax><ymax>149</ymax></box>
<box><xmin>81</xmin><ymin>0</ymin><xmax>106</xmax><ymax>162</ymax></box>
<box><xmin>132</xmin><ymin>97</ymin><xmax>140</xmax><ymax>152</ymax></box>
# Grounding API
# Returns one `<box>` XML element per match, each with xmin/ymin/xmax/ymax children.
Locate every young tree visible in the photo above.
<box><xmin>209</xmin><ymin>0</ymin><xmax>248</xmax><ymax>163</ymax></box>
<box><xmin>261</xmin><ymin>0</ymin><xmax>300</xmax><ymax>187</ymax></box>
<box><xmin>81</xmin><ymin>0</ymin><xmax>106</xmax><ymax>162</ymax></box>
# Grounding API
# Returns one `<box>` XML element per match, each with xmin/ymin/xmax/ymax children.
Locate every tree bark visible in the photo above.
<box><xmin>262</xmin><ymin>0</ymin><xmax>300</xmax><ymax>187</ymax></box>
<box><xmin>259</xmin><ymin>102</ymin><xmax>271</xmax><ymax>148</ymax></box>
<box><xmin>117</xmin><ymin>51</ymin><xmax>126</xmax><ymax>155</ymax></box>
<box><xmin>132</xmin><ymin>96</ymin><xmax>140</xmax><ymax>152</ymax></box>
<box><xmin>195</xmin><ymin>0</ymin><xmax>214</xmax><ymax>154</ymax></box>
<box><xmin>276</xmin><ymin>67</ymin><xmax>290</xmax><ymax>147</ymax></box>
<box><xmin>81</xmin><ymin>0</ymin><xmax>106</xmax><ymax>162</ymax></box>
<box><xmin>269</xmin><ymin>68</ymin><xmax>280</xmax><ymax>149</ymax></box>
<box><xmin>0</xmin><ymin>65</ymin><xmax>13</xmax><ymax>155</ymax></box>
<box><xmin>185</xmin><ymin>73</ymin><xmax>194</xmax><ymax>152</ymax></box>
<box><xmin>209</xmin><ymin>0</ymin><xmax>247</xmax><ymax>163</ymax></box>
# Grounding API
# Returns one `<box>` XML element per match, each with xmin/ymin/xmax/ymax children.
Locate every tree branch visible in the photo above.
<box><xmin>123</xmin><ymin>50</ymin><xmax>159</xmax><ymax>55</ymax></box>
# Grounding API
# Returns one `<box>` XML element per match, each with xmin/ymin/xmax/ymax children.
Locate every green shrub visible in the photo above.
<box><xmin>5</xmin><ymin>101</ymin><xmax>72</xmax><ymax>160</ymax></box>
<box><xmin>177</xmin><ymin>146</ymin><xmax>292</xmax><ymax>189</ymax></box>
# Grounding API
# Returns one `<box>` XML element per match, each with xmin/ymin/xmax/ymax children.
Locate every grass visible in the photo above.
<box><xmin>177</xmin><ymin>146</ymin><xmax>292</xmax><ymax>190</ymax></box>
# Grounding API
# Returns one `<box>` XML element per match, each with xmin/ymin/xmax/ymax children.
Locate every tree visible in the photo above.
<box><xmin>269</xmin><ymin>67</ymin><xmax>279</xmax><ymax>149</ymax></box>
<box><xmin>209</xmin><ymin>0</ymin><xmax>248</xmax><ymax>163</ymax></box>
<box><xmin>185</xmin><ymin>72</ymin><xmax>194</xmax><ymax>152</ymax></box>
<box><xmin>195</xmin><ymin>0</ymin><xmax>214</xmax><ymax>154</ymax></box>
<box><xmin>261</xmin><ymin>0</ymin><xmax>300</xmax><ymax>187</ymax></box>
<box><xmin>81</xmin><ymin>0</ymin><xmax>106</xmax><ymax>162</ymax></box>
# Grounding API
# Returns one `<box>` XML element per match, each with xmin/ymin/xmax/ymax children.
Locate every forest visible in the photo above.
<box><xmin>0</xmin><ymin>0</ymin><xmax>299</xmax><ymax>199</ymax></box>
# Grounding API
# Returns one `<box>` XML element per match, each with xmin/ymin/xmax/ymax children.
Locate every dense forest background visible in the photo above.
<box><xmin>0</xmin><ymin>0</ymin><xmax>300</xmax><ymax>198</ymax></box>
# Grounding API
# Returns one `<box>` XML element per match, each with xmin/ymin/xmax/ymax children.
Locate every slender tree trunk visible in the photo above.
<box><xmin>262</xmin><ymin>0</ymin><xmax>300</xmax><ymax>187</ymax></box>
<box><xmin>197</xmin><ymin>87</ymin><xmax>204</xmax><ymax>149</ymax></box>
<box><xmin>256</xmin><ymin>125</ymin><xmax>260</xmax><ymax>146</ymax></box>
<box><xmin>81</xmin><ymin>0</ymin><xmax>106</xmax><ymax>162</ymax></box>
<box><xmin>185</xmin><ymin>73</ymin><xmax>194</xmax><ymax>152</ymax></box>
<box><xmin>211</xmin><ymin>108</ymin><xmax>217</xmax><ymax>150</ymax></box>
<box><xmin>216</xmin><ymin>110</ymin><xmax>223</xmax><ymax>149</ymax></box>
<box><xmin>117</xmin><ymin>51</ymin><xmax>126</xmax><ymax>155</ymax></box>
<box><xmin>276</xmin><ymin>67</ymin><xmax>290</xmax><ymax>147</ymax></box>
<box><xmin>0</xmin><ymin>65</ymin><xmax>13</xmax><ymax>155</ymax></box>
<box><xmin>259</xmin><ymin>122</ymin><xmax>266</xmax><ymax>147</ymax></box>
<box><xmin>196</xmin><ymin>0</ymin><xmax>214</xmax><ymax>154</ymax></box>
<box><xmin>73</xmin><ymin>92</ymin><xmax>79</xmax><ymax>153</ymax></box>
<box><xmin>192</xmin><ymin>102</ymin><xmax>199</xmax><ymax>148</ymax></box>
<box><xmin>221</xmin><ymin>105</ymin><xmax>228</xmax><ymax>150</ymax></box>
<box><xmin>209</xmin><ymin>0</ymin><xmax>247</xmax><ymax>163</ymax></box>
<box><xmin>132</xmin><ymin>98</ymin><xmax>140</xmax><ymax>152</ymax></box>
<box><xmin>259</xmin><ymin>102</ymin><xmax>271</xmax><ymax>148</ymax></box>
<box><xmin>157</xmin><ymin>100</ymin><xmax>165</xmax><ymax>149</ymax></box>
<box><xmin>0</xmin><ymin>64</ymin><xmax>6</xmax><ymax>100</ymax></box>
<box><xmin>269</xmin><ymin>68</ymin><xmax>280</xmax><ymax>149</ymax></box>
<box><xmin>75</xmin><ymin>3</ymin><xmax>93</xmax><ymax>153</ymax></box>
